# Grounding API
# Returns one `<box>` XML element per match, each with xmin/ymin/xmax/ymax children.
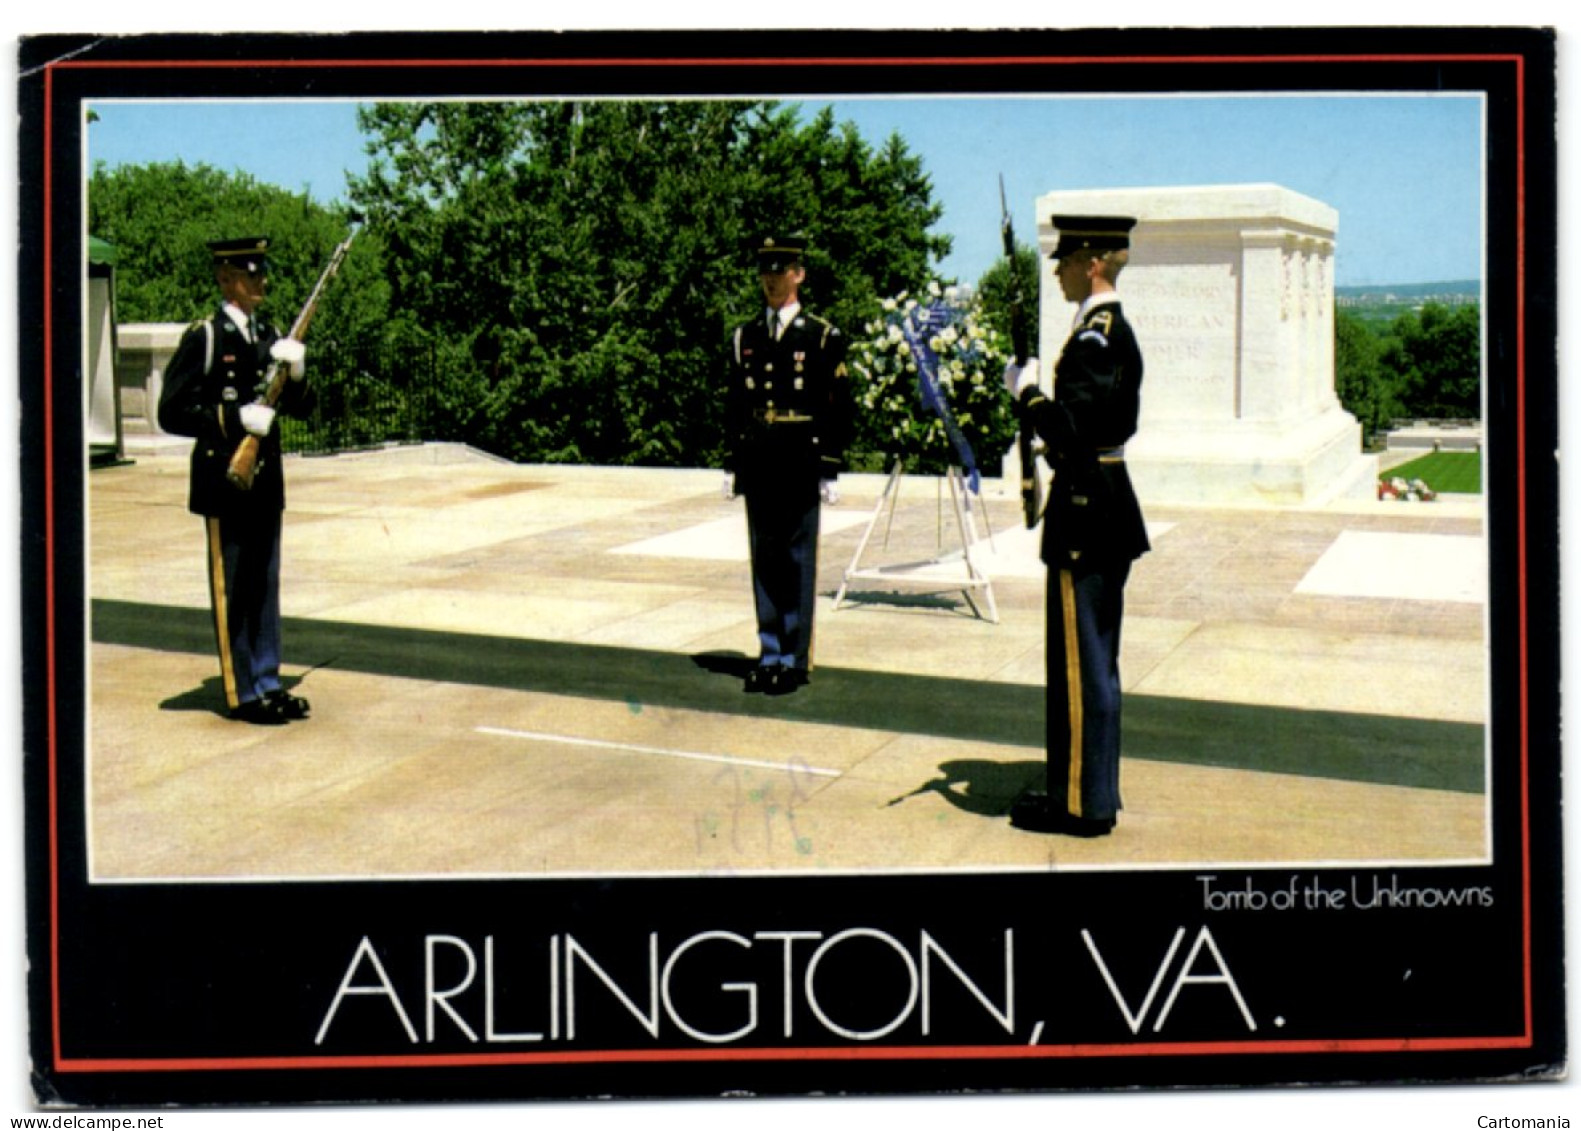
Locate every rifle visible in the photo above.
<box><xmin>226</xmin><ymin>217</ymin><xmax>362</xmax><ymax>490</ymax></box>
<box><xmin>999</xmin><ymin>175</ymin><xmax>1044</xmax><ymax>528</ymax></box>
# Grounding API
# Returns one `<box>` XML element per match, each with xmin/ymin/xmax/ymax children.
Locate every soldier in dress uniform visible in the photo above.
<box><xmin>1002</xmin><ymin>216</ymin><xmax>1148</xmax><ymax>836</ymax></box>
<box><xmin>723</xmin><ymin>234</ymin><xmax>853</xmax><ymax>696</ymax></box>
<box><xmin>158</xmin><ymin>236</ymin><xmax>315</xmax><ymax>725</ymax></box>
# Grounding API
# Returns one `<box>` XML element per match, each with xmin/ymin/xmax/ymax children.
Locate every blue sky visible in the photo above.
<box><xmin>86</xmin><ymin>92</ymin><xmax>1483</xmax><ymax>288</ymax></box>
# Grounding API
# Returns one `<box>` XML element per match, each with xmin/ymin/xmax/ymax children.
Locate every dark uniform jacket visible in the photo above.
<box><xmin>157</xmin><ymin>306</ymin><xmax>314</xmax><ymax>517</ymax></box>
<box><xmin>724</xmin><ymin>306</ymin><xmax>853</xmax><ymax>494</ymax></box>
<box><xmin>1018</xmin><ymin>297</ymin><xmax>1149</xmax><ymax>567</ymax></box>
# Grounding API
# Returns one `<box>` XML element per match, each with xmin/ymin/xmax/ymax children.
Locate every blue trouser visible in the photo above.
<box><xmin>205</xmin><ymin>511</ymin><xmax>284</xmax><ymax>710</ymax></box>
<box><xmin>744</xmin><ymin>483</ymin><xmax>822</xmax><ymax>671</ymax></box>
<box><xmin>1046</xmin><ymin>560</ymin><xmax>1131</xmax><ymax>820</ymax></box>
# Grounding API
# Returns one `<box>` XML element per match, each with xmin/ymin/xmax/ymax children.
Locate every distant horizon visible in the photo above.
<box><xmin>1334</xmin><ymin>279</ymin><xmax>1481</xmax><ymax>294</ymax></box>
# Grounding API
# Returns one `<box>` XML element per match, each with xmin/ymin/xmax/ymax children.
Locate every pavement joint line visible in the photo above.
<box><xmin>473</xmin><ymin>725</ymin><xmax>844</xmax><ymax>777</ymax></box>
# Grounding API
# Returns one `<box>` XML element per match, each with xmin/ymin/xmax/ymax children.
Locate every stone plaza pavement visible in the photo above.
<box><xmin>84</xmin><ymin>441</ymin><xmax>1489</xmax><ymax>881</ymax></box>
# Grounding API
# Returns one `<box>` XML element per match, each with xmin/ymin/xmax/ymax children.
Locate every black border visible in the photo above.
<box><xmin>18</xmin><ymin>27</ymin><xmax>1563</xmax><ymax>1106</ymax></box>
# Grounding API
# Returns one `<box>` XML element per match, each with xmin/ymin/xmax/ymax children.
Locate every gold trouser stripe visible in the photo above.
<box><xmin>1058</xmin><ymin>569</ymin><xmax>1084</xmax><ymax>816</ymax></box>
<box><xmin>206</xmin><ymin>517</ymin><xmax>239</xmax><ymax>709</ymax></box>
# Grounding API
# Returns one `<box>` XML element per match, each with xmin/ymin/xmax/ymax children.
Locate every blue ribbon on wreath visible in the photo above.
<box><xmin>901</xmin><ymin>301</ymin><xmax>981</xmax><ymax>494</ymax></box>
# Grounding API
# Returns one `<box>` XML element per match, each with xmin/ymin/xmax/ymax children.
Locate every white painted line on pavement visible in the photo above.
<box><xmin>475</xmin><ymin>726</ymin><xmax>843</xmax><ymax>777</ymax></box>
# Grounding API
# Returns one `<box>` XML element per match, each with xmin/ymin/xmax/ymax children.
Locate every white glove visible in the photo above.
<box><xmin>819</xmin><ymin>479</ymin><xmax>840</xmax><ymax>505</ymax></box>
<box><xmin>270</xmin><ymin>338</ymin><xmax>307</xmax><ymax>380</ymax></box>
<box><xmin>1003</xmin><ymin>356</ymin><xmax>1040</xmax><ymax>398</ymax></box>
<box><xmin>721</xmin><ymin>472</ymin><xmax>736</xmax><ymax>500</ymax></box>
<box><xmin>240</xmin><ymin>403</ymin><xmax>277</xmax><ymax>437</ymax></box>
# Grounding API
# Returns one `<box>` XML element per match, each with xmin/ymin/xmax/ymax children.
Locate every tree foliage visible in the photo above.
<box><xmin>973</xmin><ymin>241</ymin><xmax>1041</xmax><ymax>349</ymax></box>
<box><xmin>1382</xmin><ymin>302</ymin><xmax>1481</xmax><ymax>419</ymax></box>
<box><xmin>87</xmin><ymin>160</ymin><xmax>383</xmax><ymax>335</ymax></box>
<box><xmin>1333</xmin><ymin>302</ymin><xmax>1481</xmax><ymax>437</ymax></box>
<box><xmin>1334</xmin><ymin>309</ymin><xmax>1392</xmax><ymax>438</ymax></box>
<box><xmin>346</xmin><ymin>100</ymin><xmax>951</xmax><ymax>466</ymax></box>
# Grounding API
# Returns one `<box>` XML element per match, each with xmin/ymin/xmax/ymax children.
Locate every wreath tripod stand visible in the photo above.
<box><xmin>832</xmin><ymin>460</ymin><xmax>1000</xmax><ymax>624</ymax></box>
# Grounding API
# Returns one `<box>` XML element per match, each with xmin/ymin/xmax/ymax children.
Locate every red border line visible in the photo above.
<box><xmin>55</xmin><ymin>1034</ymin><xmax>1537</xmax><ymax>1074</ymax></box>
<box><xmin>1513</xmin><ymin>53</ymin><xmax>1534</xmax><ymax>1046</ymax></box>
<box><xmin>50</xmin><ymin>53</ymin><xmax>1525</xmax><ymax>72</ymax></box>
<box><xmin>43</xmin><ymin>61</ymin><xmax>64</xmax><ymax>1074</ymax></box>
<box><xmin>44</xmin><ymin>50</ymin><xmax>1534</xmax><ymax>1074</ymax></box>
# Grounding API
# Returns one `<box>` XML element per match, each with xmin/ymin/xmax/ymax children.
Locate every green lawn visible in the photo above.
<box><xmin>1382</xmin><ymin>451</ymin><xmax>1482</xmax><ymax>494</ymax></box>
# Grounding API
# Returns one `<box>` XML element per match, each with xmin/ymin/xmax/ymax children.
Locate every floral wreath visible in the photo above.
<box><xmin>847</xmin><ymin>282</ymin><xmax>1018</xmax><ymax>488</ymax></box>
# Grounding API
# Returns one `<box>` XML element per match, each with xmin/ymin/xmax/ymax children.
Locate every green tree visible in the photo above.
<box><xmin>1383</xmin><ymin>302</ymin><xmax>1481</xmax><ymax>419</ymax></box>
<box><xmin>1333</xmin><ymin>308</ymin><xmax>1396</xmax><ymax>442</ymax></box>
<box><xmin>87</xmin><ymin>160</ymin><xmax>378</xmax><ymax>331</ymax></box>
<box><xmin>974</xmin><ymin>242</ymin><xmax>1041</xmax><ymax>353</ymax></box>
<box><xmin>348</xmin><ymin>99</ymin><xmax>951</xmax><ymax>467</ymax></box>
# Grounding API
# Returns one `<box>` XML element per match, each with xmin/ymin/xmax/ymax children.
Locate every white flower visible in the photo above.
<box><xmin>882</xmin><ymin>298</ymin><xmax>897</xmax><ymax>312</ymax></box>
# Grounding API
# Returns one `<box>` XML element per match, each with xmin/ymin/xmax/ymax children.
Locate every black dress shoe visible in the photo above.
<box><xmin>1008</xmin><ymin>791</ymin><xmax>1115</xmax><ymax>837</ymax></box>
<box><xmin>266</xmin><ymin>690</ymin><xmax>311</xmax><ymax>719</ymax></box>
<box><xmin>765</xmin><ymin>667</ymin><xmax>808</xmax><ymax>696</ymax></box>
<box><xmin>230</xmin><ymin>698</ymin><xmax>289</xmax><ymax>726</ymax></box>
<box><xmin>744</xmin><ymin>666</ymin><xmax>773</xmax><ymax>694</ymax></box>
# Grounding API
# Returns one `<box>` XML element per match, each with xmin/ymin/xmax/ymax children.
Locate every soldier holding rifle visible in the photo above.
<box><xmin>158</xmin><ymin>236</ymin><xmax>315</xmax><ymax>725</ymax></box>
<box><xmin>1002</xmin><ymin>215</ymin><xmax>1149</xmax><ymax>837</ymax></box>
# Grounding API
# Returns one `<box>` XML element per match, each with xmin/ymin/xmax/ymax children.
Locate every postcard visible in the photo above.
<box><xmin>16</xmin><ymin>26</ymin><xmax>1563</xmax><ymax>1107</ymax></box>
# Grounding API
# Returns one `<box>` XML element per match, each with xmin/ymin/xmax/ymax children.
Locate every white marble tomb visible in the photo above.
<box><xmin>1031</xmin><ymin>183</ymin><xmax>1379</xmax><ymax>506</ymax></box>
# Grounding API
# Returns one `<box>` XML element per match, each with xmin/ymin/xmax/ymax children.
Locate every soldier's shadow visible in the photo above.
<box><xmin>887</xmin><ymin>759</ymin><xmax>1045</xmax><ymax>817</ymax></box>
<box><xmin>158</xmin><ymin>675</ymin><xmax>311</xmax><ymax>719</ymax></box>
<box><xmin>690</xmin><ymin>650</ymin><xmax>757</xmax><ymax>680</ymax></box>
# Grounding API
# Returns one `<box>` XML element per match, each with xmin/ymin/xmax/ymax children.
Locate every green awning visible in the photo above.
<box><xmin>88</xmin><ymin>236</ymin><xmax>117</xmax><ymax>266</ymax></box>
